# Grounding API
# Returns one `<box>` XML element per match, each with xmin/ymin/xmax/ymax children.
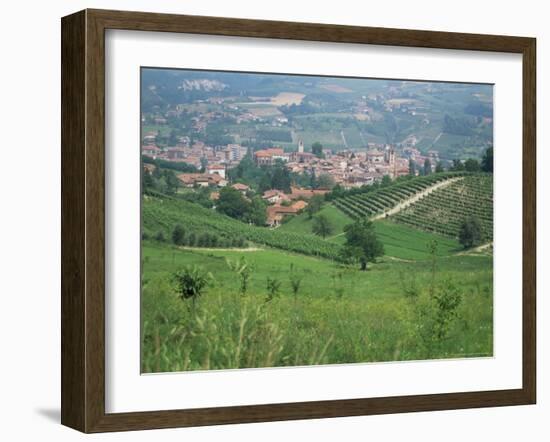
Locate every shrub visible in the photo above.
<box><xmin>173</xmin><ymin>266</ymin><xmax>213</xmax><ymax>308</ymax></box>
<box><xmin>171</xmin><ymin>224</ymin><xmax>185</xmax><ymax>245</ymax></box>
<box><xmin>265</xmin><ymin>277</ymin><xmax>281</xmax><ymax>302</ymax></box>
<box><xmin>459</xmin><ymin>216</ymin><xmax>482</xmax><ymax>249</ymax></box>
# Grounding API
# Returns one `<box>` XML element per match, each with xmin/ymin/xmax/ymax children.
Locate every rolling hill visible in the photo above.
<box><xmin>392</xmin><ymin>174</ymin><xmax>493</xmax><ymax>240</ymax></box>
<box><xmin>142</xmin><ymin>193</ymin><xmax>343</xmax><ymax>261</ymax></box>
<box><xmin>331</xmin><ymin>172</ymin><xmax>493</xmax><ymax>243</ymax></box>
<box><xmin>332</xmin><ymin>172</ymin><xmax>464</xmax><ymax>219</ymax></box>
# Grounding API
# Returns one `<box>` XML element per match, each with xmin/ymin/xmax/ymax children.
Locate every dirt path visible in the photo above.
<box><xmin>177</xmin><ymin>246</ymin><xmax>263</xmax><ymax>252</ymax></box>
<box><xmin>371</xmin><ymin>176</ymin><xmax>464</xmax><ymax>221</ymax></box>
<box><xmin>433</xmin><ymin>132</ymin><xmax>443</xmax><ymax>145</ymax></box>
<box><xmin>456</xmin><ymin>242</ymin><xmax>493</xmax><ymax>256</ymax></box>
<box><xmin>340</xmin><ymin>130</ymin><xmax>348</xmax><ymax>148</ymax></box>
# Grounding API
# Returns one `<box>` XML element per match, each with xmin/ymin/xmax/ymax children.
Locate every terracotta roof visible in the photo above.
<box><xmin>291</xmin><ymin>200</ymin><xmax>308</xmax><ymax>211</ymax></box>
<box><xmin>267</xmin><ymin>205</ymin><xmax>298</xmax><ymax>218</ymax></box>
<box><xmin>232</xmin><ymin>183</ymin><xmax>250</xmax><ymax>191</ymax></box>
<box><xmin>177</xmin><ymin>173</ymin><xmax>225</xmax><ymax>185</ymax></box>
<box><xmin>208</xmin><ymin>173</ymin><xmax>224</xmax><ymax>183</ymax></box>
<box><xmin>262</xmin><ymin>189</ymin><xmax>284</xmax><ymax>199</ymax></box>
<box><xmin>290</xmin><ymin>187</ymin><xmax>329</xmax><ymax>199</ymax></box>
<box><xmin>255</xmin><ymin>148</ymin><xmax>285</xmax><ymax>157</ymax></box>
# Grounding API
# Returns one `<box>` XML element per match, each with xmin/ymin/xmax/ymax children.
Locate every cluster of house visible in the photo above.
<box><xmin>262</xmin><ymin>187</ymin><xmax>328</xmax><ymax>227</ymax></box>
<box><xmin>253</xmin><ymin>142</ymin><xmax>429</xmax><ymax>188</ymax></box>
<box><xmin>142</xmin><ymin>133</ymin><xmax>248</xmax><ymax>171</ymax></box>
<box><xmin>197</xmin><ymin>180</ymin><xmax>328</xmax><ymax>227</ymax></box>
<box><xmin>177</xmin><ymin>170</ymin><xmax>228</xmax><ymax>188</ymax></box>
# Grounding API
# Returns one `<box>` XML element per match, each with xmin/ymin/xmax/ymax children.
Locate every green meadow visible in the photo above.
<box><xmin>141</xmin><ymin>237</ymin><xmax>493</xmax><ymax>373</ymax></box>
<box><xmin>280</xmin><ymin>205</ymin><xmax>461</xmax><ymax>260</ymax></box>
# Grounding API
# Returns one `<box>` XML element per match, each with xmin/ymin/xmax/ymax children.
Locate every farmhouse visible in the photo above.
<box><xmin>206</xmin><ymin>164</ymin><xmax>226</xmax><ymax>179</ymax></box>
<box><xmin>231</xmin><ymin>183</ymin><xmax>250</xmax><ymax>194</ymax></box>
<box><xmin>290</xmin><ymin>200</ymin><xmax>308</xmax><ymax>211</ymax></box>
<box><xmin>262</xmin><ymin>189</ymin><xmax>289</xmax><ymax>204</ymax></box>
<box><xmin>265</xmin><ymin>200</ymin><xmax>308</xmax><ymax>227</ymax></box>
<box><xmin>266</xmin><ymin>205</ymin><xmax>296</xmax><ymax>227</ymax></box>
<box><xmin>177</xmin><ymin>173</ymin><xmax>227</xmax><ymax>188</ymax></box>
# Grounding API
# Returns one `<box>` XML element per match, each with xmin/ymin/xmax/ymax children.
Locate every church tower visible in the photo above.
<box><xmin>388</xmin><ymin>147</ymin><xmax>395</xmax><ymax>166</ymax></box>
<box><xmin>298</xmin><ymin>139</ymin><xmax>304</xmax><ymax>153</ymax></box>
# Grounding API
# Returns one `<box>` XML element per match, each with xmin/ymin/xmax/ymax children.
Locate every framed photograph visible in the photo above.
<box><xmin>61</xmin><ymin>9</ymin><xmax>536</xmax><ymax>433</ymax></box>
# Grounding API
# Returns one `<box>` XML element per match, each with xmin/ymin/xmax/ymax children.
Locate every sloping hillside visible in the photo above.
<box><xmin>142</xmin><ymin>194</ymin><xmax>343</xmax><ymax>261</ymax></box>
<box><xmin>332</xmin><ymin>172</ymin><xmax>464</xmax><ymax>219</ymax></box>
<box><xmin>278</xmin><ymin>204</ymin><xmax>353</xmax><ymax>237</ymax></box>
<box><xmin>392</xmin><ymin>174</ymin><xmax>493</xmax><ymax>240</ymax></box>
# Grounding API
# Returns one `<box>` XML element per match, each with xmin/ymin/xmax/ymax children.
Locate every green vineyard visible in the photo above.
<box><xmin>333</xmin><ymin>172</ymin><xmax>464</xmax><ymax>219</ymax></box>
<box><xmin>143</xmin><ymin>193</ymin><xmax>343</xmax><ymax>260</ymax></box>
<box><xmin>392</xmin><ymin>174</ymin><xmax>493</xmax><ymax>241</ymax></box>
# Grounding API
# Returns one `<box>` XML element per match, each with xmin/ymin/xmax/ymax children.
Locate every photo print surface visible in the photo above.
<box><xmin>140</xmin><ymin>68</ymin><xmax>494</xmax><ymax>373</ymax></box>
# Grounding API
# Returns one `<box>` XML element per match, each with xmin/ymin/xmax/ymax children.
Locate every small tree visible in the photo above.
<box><xmin>265</xmin><ymin>277</ymin><xmax>281</xmax><ymax>302</ymax></box>
<box><xmin>423</xmin><ymin>159</ymin><xmax>432</xmax><ymax>176</ymax></box>
<box><xmin>171</xmin><ymin>224</ymin><xmax>185</xmax><ymax>245</ymax></box>
<box><xmin>408</xmin><ymin>159</ymin><xmax>416</xmax><ymax>176</ymax></box>
<box><xmin>216</xmin><ymin>187</ymin><xmax>250</xmax><ymax>221</ymax></box>
<box><xmin>464</xmin><ymin>158</ymin><xmax>481</xmax><ymax>172</ymax></box>
<box><xmin>435</xmin><ymin>161</ymin><xmax>445</xmax><ymax>173</ymax></box>
<box><xmin>341</xmin><ymin>219</ymin><xmax>384</xmax><ymax>270</ymax></box>
<box><xmin>311</xmin><ymin>141</ymin><xmax>324</xmax><ymax>158</ymax></box>
<box><xmin>226</xmin><ymin>256</ymin><xmax>253</xmax><ymax>296</ymax></box>
<box><xmin>433</xmin><ymin>280</ymin><xmax>463</xmax><ymax>340</ymax></box>
<box><xmin>155</xmin><ymin>231</ymin><xmax>166</xmax><ymax>242</ymax></box>
<box><xmin>173</xmin><ymin>266</ymin><xmax>212</xmax><ymax>309</ymax></box>
<box><xmin>481</xmin><ymin>147</ymin><xmax>493</xmax><ymax>173</ymax></box>
<box><xmin>288</xmin><ymin>264</ymin><xmax>303</xmax><ymax>300</ymax></box>
<box><xmin>305</xmin><ymin>194</ymin><xmax>324</xmax><ymax>219</ymax></box>
<box><xmin>427</xmin><ymin>239</ymin><xmax>438</xmax><ymax>298</ymax></box>
<box><xmin>331</xmin><ymin>272</ymin><xmax>345</xmax><ymax>298</ymax></box>
<box><xmin>317</xmin><ymin>173</ymin><xmax>335</xmax><ymax>189</ymax></box>
<box><xmin>450</xmin><ymin>159</ymin><xmax>465</xmax><ymax>171</ymax></box>
<box><xmin>458</xmin><ymin>216</ymin><xmax>482</xmax><ymax>249</ymax></box>
<box><xmin>186</xmin><ymin>232</ymin><xmax>196</xmax><ymax>246</ymax></box>
<box><xmin>312</xmin><ymin>213</ymin><xmax>333</xmax><ymax>239</ymax></box>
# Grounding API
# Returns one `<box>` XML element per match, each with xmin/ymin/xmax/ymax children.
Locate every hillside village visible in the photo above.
<box><xmin>141</xmin><ymin>71</ymin><xmax>493</xmax><ymax>229</ymax></box>
<box><xmin>142</xmin><ymin>135</ymin><xmax>440</xmax><ymax>226</ymax></box>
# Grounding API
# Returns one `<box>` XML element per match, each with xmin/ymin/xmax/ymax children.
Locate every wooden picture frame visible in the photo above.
<box><xmin>61</xmin><ymin>8</ymin><xmax>536</xmax><ymax>433</ymax></box>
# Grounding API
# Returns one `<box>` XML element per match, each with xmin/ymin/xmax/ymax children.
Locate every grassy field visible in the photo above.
<box><xmin>141</xmin><ymin>184</ymin><xmax>493</xmax><ymax>373</ymax></box>
<box><xmin>141</xmin><ymin>241</ymin><xmax>493</xmax><ymax>372</ymax></box>
<box><xmin>372</xmin><ymin>221</ymin><xmax>461</xmax><ymax>260</ymax></box>
<box><xmin>279</xmin><ymin>204</ymin><xmax>352</xmax><ymax>237</ymax></box>
<box><xmin>279</xmin><ymin>205</ymin><xmax>460</xmax><ymax>260</ymax></box>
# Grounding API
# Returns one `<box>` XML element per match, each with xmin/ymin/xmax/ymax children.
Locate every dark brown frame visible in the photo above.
<box><xmin>61</xmin><ymin>8</ymin><xmax>536</xmax><ymax>433</ymax></box>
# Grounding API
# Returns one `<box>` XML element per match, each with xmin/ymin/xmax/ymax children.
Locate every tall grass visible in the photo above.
<box><xmin>141</xmin><ymin>272</ymin><xmax>493</xmax><ymax>373</ymax></box>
